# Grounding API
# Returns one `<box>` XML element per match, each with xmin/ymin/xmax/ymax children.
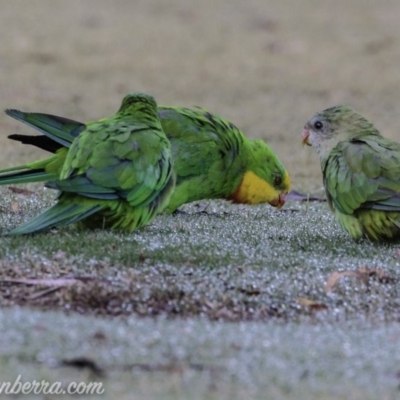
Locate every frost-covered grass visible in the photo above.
<box><xmin>1</xmin><ymin>309</ymin><xmax>400</xmax><ymax>400</ymax></box>
<box><xmin>1</xmin><ymin>187</ymin><xmax>400</xmax><ymax>399</ymax></box>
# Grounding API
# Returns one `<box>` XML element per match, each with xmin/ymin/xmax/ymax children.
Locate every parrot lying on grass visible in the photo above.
<box><xmin>2</xmin><ymin>105</ymin><xmax>290</xmax><ymax>213</ymax></box>
<box><xmin>4</xmin><ymin>92</ymin><xmax>175</xmax><ymax>235</ymax></box>
<box><xmin>302</xmin><ymin>105</ymin><xmax>400</xmax><ymax>242</ymax></box>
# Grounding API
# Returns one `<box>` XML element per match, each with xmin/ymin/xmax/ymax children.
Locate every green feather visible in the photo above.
<box><xmin>158</xmin><ymin>107</ymin><xmax>290</xmax><ymax>212</ymax></box>
<box><xmin>8</xmin><ymin>202</ymin><xmax>101</xmax><ymax>235</ymax></box>
<box><xmin>5</xmin><ymin>109</ymin><xmax>84</xmax><ymax>147</ymax></box>
<box><xmin>6</xmin><ymin>92</ymin><xmax>175</xmax><ymax>234</ymax></box>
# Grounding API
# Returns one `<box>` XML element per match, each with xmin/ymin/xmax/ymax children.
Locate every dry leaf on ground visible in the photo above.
<box><xmin>8</xmin><ymin>186</ymin><xmax>36</xmax><ymax>196</ymax></box>
<box><xmin>325</xmin><ymin>267</ymin><xmax>395</xmax><ymax>293</ymax></box>
<box><xmin>297</xmin><ymin>297</ymin><xmax>328</xmax><ymax>311</ymax></box>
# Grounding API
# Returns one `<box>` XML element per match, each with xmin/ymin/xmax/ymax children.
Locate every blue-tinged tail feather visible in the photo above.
<box><xmin>7</xmin><ymin>202</ymin><xmax>102</xmax><ymax>235</ymax></box>
<box><xmin>5</xmin><ymin>110</ymin><xmax>84</xmax><ymax>148</ymax></box>
<box><xmin>0</xmin><ymin>169</ymin><xmax>57</xmax><ymax>185</ymax></box>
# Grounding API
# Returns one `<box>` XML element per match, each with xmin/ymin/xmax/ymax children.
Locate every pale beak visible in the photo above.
<box><xmin>302</xmin><ymin>127</ymin><xmax>311</xmax><ymax>146</ymax></box>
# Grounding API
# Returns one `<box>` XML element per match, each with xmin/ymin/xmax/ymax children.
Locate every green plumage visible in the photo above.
<box><xmin>3</xmin><ymin>105</ymin><xmax>290</xmax><ymax>214</ymax></box>
<box><xmin>303</xmin><ymin>105</ymin><xmax>400</xmax><ymax>241</ymax></box>
<box><xmin>159</xmin><ymin>107</ymin><xmax>289</xmax><ymax>211</ymax></box>
<box><xmin>6</xmin><ymin>93</ymin><xmax>175</xmax><ymax>235</ymax></box>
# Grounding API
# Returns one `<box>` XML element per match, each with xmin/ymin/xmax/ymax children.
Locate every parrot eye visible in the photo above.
<box><xmin>313</xmin><ymin>120</ymin><xmax>323</xmax><ymax>130</ymax></box>
<box><xmin>274</xmin><ymin>176</ymin><xmax>282</xmax><ymax>186</ymax></box>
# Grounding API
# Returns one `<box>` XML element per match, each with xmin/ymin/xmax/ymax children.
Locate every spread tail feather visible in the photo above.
<box><xmin>7</xmin><ymin>202</ymin><xmax>102</xmax><ymax>235</ymax></box>
<box><xmin>5</xmin><ymin>109</ymin><xmax>84</xmax><ymax>148</ymax></box>
<box><xmin>0</xmin><ymin>168</ymin><xmax>57</xmax><ymax>185</ymax></box>
<box><xmin>0</xmin><ymin>149</ymin><xmax>67</xmax><ymax>186</ymax></box>
<box><xmin>8</xmin><ymin>134</ymin><xmax>62</xmax><ymax>153</ymax></box>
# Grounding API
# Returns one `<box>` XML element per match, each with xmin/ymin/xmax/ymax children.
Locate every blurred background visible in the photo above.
<box><xmin>1</xmin><ymin>0</ymin><xmax>400</xmax><ymax>192</ymax></box>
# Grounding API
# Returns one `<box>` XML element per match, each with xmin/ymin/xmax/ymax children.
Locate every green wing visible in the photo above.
<box><xmin>159</xmin><ymin>107</ymin><xmax>242</xmax><ymax>177</ymax></box>
<box><xmin>55</xmin><ymin>112</ymin><xmax>172</xmax><ymax>207</ymax></box>
<box><xmin>323</xmin><ymin>135</ymin><xmax>400</xmax><ymax>214</ymax></box>
<box><xmin>158</xmin><ymin>106</ymin><xmax>245</xmax><ymax>210</ymax></box>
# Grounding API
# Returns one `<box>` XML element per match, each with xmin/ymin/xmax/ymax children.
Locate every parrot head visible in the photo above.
<box><xmin>302</xmin><ymin>105</ymin><xmax>380</xmax><ymax>159</ymax></box>
<box><xmin>265</xmin><ymin>169</ymin><xmax>290</xmax><ymax>208</ymax></box>
<box><xmin>229</xmin><ymin>140</ymin><xmax>290</xmax><ymax>208</ymax></box>
<box><xmin>118</xmin><ymin>92</ymin><xmax>158</xmax><ymax>118</ymax></box>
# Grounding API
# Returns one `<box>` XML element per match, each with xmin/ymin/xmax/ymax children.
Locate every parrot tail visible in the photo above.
<box><xmin>7</xmin><ymin>202</ymin><xmax>102</xmax><ymax>235</ymax></box>
<box><xmin>8</xmin><ymin>134</ymin><xmax>62</xmax><ymax>153</ymax></box>
<box><xmin>5</xmin><ymin>109</ymin><xmax>84</xmax><ymax>149</ymax></box>
<box><xmin>0</xmin><ymin>110</ymin><xmax>83</xmax><ymax>187</ymax></box>
<box><xmin>0</xmin><ymin>165</ymin><xmax>57</xmax><ymax>185</ymax></box>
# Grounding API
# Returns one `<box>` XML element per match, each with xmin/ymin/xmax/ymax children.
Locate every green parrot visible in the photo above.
<box><xmin>2</xmin><ymin>106</ymin><xmax>290</xmax><ymax>213</ymax></box>
<box><xmin>302</xmin><ymin>104</ymin><xmax>400</xmax><ymax>242</ymax></box>
<box><xmin>4</xmin><ymin>92</ymin><xmax>175</xmax><ymax>235</ymax></box>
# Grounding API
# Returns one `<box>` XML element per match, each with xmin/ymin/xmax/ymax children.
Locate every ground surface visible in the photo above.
<box><xmin>1</xmin><ymin>1</ymin><xmax>400</xmax><ymax>399</ymax></box>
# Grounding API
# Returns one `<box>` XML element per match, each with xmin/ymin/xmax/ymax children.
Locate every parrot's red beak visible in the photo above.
<box><xmin>270</xmin><ymin>193</ymin><xmax>286</xmax><ymax>209</ymax></box>
<box><xmin>302</xmin><ymin>127</ymin><xmax>311</xmax><ymax>146</ymax></box>
<box><xmin>277</xmin><ymin>193</ymin><xmax>286</xmax><ymax>208</ymax></box>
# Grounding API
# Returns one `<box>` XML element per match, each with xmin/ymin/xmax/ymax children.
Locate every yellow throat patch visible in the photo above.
<box><xmin>228</xmin><ymin>171</ymin><xmax>290</xmax><ymax>205</ymax></box>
